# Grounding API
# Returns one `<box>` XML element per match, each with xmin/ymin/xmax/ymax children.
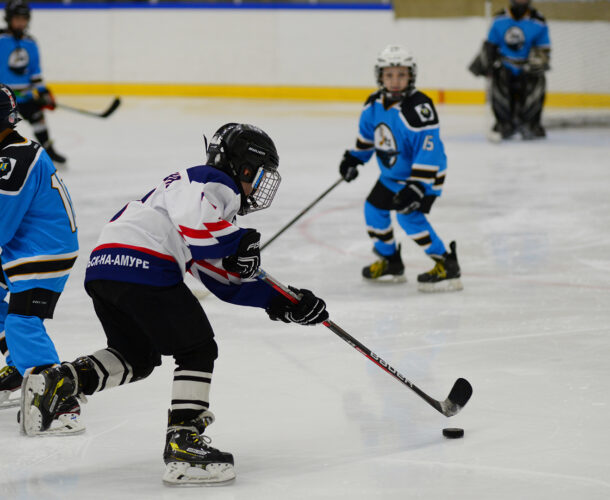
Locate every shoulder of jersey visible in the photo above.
<box><xmin>493</xmin><ymin>8</ymin><xmax>509</xmax><ymax>18</ymax></box>
<box><xmin>186</xmin><ymin>164</ymin><xmax>240</xmax><ymax>195</ymax></box>
<box><xmin>0</xmin><ymin>137</ymin><xmax>43</xmax><ymax>193</ymax></box>
<box><xmin>399</xmin><ymin>91</ymin><xmax>440</xmax><ymax>128</ymax></box>
<box><xmin>529</xmin><ymin>9</ymin><xmax>547</xmax><ymax>23</ymax></box>
<box><xmin>364</xmin><ymin>90</ymin><xmax>383</xmax><ymax>107</ymax></box>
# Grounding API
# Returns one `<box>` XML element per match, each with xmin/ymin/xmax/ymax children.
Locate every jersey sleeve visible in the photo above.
<box><xmin>534</xmin><ymin>23</ymin><xmax>551</xmax><ymax>49</ymax></box>
<box><xmin>486</xmin><ymin>18</ymin><xmax>502</xmax><ymax>46</ymax></box>
<box><xmin>349</xmin><ymin>103</ymin><xmax>376</xmax><ymax>164</ymax></box>
<box><xmin>162</xmin><ymin>175</ymin><xmax>245</xmax><ymax>261</ymax></box>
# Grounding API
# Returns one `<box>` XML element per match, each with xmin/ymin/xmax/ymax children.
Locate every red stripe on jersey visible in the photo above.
<box><xmin>92</xmin><ymin>243</ymin><xmax>176</xmax><ymax>262</ymax></box>
<box><xmin>179</xmin><ymin>220</ymin><xmax>234</xmax><ymax>239</ymax></box>
<box><xmin>195</xmin><ymin>259</ymin><xmax>240</xmax><ymax>280</ymax></box>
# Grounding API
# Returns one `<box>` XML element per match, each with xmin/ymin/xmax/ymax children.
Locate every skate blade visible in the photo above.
<box><xmin>487</xmin><ymin>130</ymin><xmax>502</xmax><ymax>143</ymax></box>
<box><xmin>362</xmin><ymin>274</ymin><xmax>407</xmax><ymax>284</ymax></box>
<box><xmin>418</xmin><ymin>278</ymin><xmax>464</xmax><ymax>293</ymax></box>
<box><xmin>163</xmin><ymin>461</ymin><xmax>235</xmax><ymax>487</ymax></box>
<box><xmin>21</xmin><ymin>373</ymin><xmax>45</xmax><ymax>436</ymax></box>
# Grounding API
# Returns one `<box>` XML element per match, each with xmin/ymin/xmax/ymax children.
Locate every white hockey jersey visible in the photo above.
<box><xmin>85</xmin><ymin>165</ymin><xmax>277</xmax><ymax>308</ymax></box>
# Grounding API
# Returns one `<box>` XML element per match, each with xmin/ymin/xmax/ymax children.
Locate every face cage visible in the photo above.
<box><xmin>240</xmin><ymin>167</ymin><xmax>281</xmax><ymax>215</ymax></box>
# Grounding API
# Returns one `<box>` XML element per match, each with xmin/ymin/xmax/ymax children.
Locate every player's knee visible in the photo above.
<box><xmin>8</xmin><ymin>289</ymin><xmax>61</xmax><ymax>319</ymax></box>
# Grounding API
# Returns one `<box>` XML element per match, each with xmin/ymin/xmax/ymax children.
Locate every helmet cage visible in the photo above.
<box><xmin>243</xmin><ymin>166</ymin><xmax>282</xmax><ymax>215</ymax></box>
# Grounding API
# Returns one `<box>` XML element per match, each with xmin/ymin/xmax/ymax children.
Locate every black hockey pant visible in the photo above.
<box><xmin>83</xmin><ymin>280</ymin><xmax>218</xmax><ymax>422</ymax></box>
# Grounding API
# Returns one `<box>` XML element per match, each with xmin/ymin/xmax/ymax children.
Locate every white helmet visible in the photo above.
<box><xmin>374</xmin><ymin>44</ymin><xmax>417</xmax><ymax>99</ymax></box>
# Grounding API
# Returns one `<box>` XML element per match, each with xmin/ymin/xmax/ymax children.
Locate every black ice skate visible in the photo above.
<box><xmin>417</xmin><ymin>241</ymin><xmax>464</xmax><ymax>293</ymax></box>
<box><xmin>163</xmin><ymin>410</ymin><xmax>235</xmax><ymax>486</ymax></box>
<box><xmin>488</xmin><ymin>122</ymin><xmax>515</xmax><ymax>143</ymax></box>
<box><xmin>44</xmin><ymin>141</ymin><xmax>67</xmax><ymax>165</ymax></box>
<box><xmin>20</xmin><ymin>364</ymin><xmax>86</xmax><ymax>436</ymax></box>
<box><xmin>0</xmin><ymin>365</ymin><xmax>22</xmax><ymax>409</ymax></box>
<box><xmin>520</xmin><ymin>122</ymin><xmax>546</xmax><ymax>140</ymax></box>
<box><xmin>362</xmin><ymin>245</ymin><xmax>406</xmax><ymax>283</ymax></box>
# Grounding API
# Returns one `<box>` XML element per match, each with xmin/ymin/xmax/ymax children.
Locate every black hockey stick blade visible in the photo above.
<box><xmin>56</xmin><ymin>97</ymin><xmax>121</xmax><ymax>119</ymax></box>
<box><xmin>440</xmin><ymin>378</ymin><xmax>473</xmax><ymax>417</ymax></box>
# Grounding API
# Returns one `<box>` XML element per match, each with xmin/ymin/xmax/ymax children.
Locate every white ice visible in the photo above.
<box><xmin>1</xmin><ymin>97</ymin><xmax>609</xmax><ymax>500</ymax></box>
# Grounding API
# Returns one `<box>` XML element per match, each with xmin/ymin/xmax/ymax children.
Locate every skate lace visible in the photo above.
<box><xmin>369</xmin><ymin>259</ymin><xmax>388</xmax><ymax>278</ymax></box>
<box><xmin>0</xmin><ymin>366</ymin><xmax>15</xmax><ymax>379</ymax></box>
<box><xmin>188</xmin><ymin>431</ymin><xmax>213</xmax><ymax>448</ymax></box>
<box><xmin>429</xmin><ymin>261</ymin><xmax>446</xmax><ymax>278</ymax></box>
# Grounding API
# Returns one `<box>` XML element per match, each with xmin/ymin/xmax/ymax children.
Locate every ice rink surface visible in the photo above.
<box><xmin>1</xmin><ymin>97</ymin><xmax>609</xmax><ymax>499</ymax></box>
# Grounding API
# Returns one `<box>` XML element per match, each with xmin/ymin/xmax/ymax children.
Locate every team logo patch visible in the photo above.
<box><xmin>8</xmin><ymin>48</ymin><xmax>29</xmax><ymax>75</ymax></box>
<box><xmin>0</xmin><ymin>157</ymin><xmax>15</xmax><ymax>180</ymax></box>
<box><xmin>374</xmin><ymin>123</ymin><xmax>399</xmax><ymax>168</ymax></box>
<box><xmin>504</xmin><ymin>26</ymin><xmax>525</xmax><ymax>50</ymax></box>
<box><xmin>415</xmin><ymin>103</ymin><xmax>435</xmax><ymax>123</ymax></box>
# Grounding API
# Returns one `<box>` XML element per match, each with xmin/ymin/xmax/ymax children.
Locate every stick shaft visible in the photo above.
<box><xmin>56</xmin><ymin>98</ymin><xmax>121</xmax><ymax>118</ymax></box>
<box><xmin>261</xmin><ymin>177</ymin><xmax>343</xmax><ymax>251</ymax></box>
<box><xmin>257</xmin><ymin>268</ymin><xmax>445</xmax><ymax>414</ymax></box>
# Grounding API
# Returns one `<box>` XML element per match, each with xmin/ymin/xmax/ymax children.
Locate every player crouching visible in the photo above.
<box><xmin>20</xmin><ymin>123</ymin><xmax>328</xmax><ymax>486</ymax></box>
<box><xmin>339</xmin><ymin>45</ymin><xmax>463</xmax><ymax>292</ymax></box>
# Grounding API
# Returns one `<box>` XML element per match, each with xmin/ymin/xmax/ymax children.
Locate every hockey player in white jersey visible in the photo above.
<box><xmin>20</xmin><ymin>123</ymin><xmax>329</xmax><ymax>486</ymax></box>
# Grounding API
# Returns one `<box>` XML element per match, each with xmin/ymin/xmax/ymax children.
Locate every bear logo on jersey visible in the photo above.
<box><xmin>8</xmin><ymin>47</ymin><xmax>30</xmax><ymax>75</ymax></box>
<box><xmin>374</xmin><ymin>123</ymin><xmax>399</xmax><ymax>168</ymax></box>
<box><xmin>0</xmin><ymin>157</ymin><xmax>15</xmax><ymax>180</ymax></box>
<box><xmin>504</xmin><ymin>26</ymin><xmax>525</xmax><ymax>51</ymax></box>
<box><xmin>414</xmin><ymin>103</ymin><xmax>436</xmax><ymax>123</ymax></box>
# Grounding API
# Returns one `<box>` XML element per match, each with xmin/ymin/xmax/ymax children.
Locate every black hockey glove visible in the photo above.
<box><xmin>266</xmin><ymin>287</ymin><xmax>329</xmax><ymax>326</ymax></box>
<box><xmin>392</xmin><ymin>182</ymin><xmax>426</xmax><ymax>214</ymax></box>
<box><xmin>36</xmin><ymin>87</ymin><xmax>56</xmax><ymax>110</ymax></box>
<box><xmin>339</xmin><ymin>151</ymin><xmax>363</xmax><ymax>182</ymax></box>
<box><xmin>222</xmin><ymin>229</ymin><xmax>261</xmax><ymax>279</ymax></box>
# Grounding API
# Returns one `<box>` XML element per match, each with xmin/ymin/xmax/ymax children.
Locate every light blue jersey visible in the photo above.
<box><xmin>0</xmin><ymin>131</ymin><xmax>78</xmax><ymax>374</ymax></box>
<box><xmin>0</xmin><ymin>29</ymin><xmax>43</xmax><ymax>101</ymax></box>
<box><xmin>350</xmin><ymin>89</ymin><xmax>447</xmax><ymax>197</ymax></box>
<box><xmin>487</xmin><ymin>8</ymin><xmax>550</xmax><ymax>75</ymax></box>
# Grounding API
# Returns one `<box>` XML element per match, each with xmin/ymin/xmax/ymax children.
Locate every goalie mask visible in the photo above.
<box><xmin>375</xmin><ymin>44</ymin><xmax>417</xmax><ymax>101</ymax></box>
<box><xmin>509</xmin><ymin>0</ymin><xmax>531</xmax><ymax>19</ymax></box>
<box><xmin>207</xmin><ymin>123</ymin><xmax>281</xmax><ymax>215</ymax></box>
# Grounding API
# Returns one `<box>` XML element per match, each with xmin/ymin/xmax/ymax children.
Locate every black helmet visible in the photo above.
<box><xmin>5</xmin><ymin>0</ymin><xmax>31</xmax><ymax>22</ymax></box>
<box><xmin>0</xmin><ymin>84</ymin><xmax>21</xmax><ymax>131</ymax></box>
<box><xmin>207</xmin><ymin>123</ymin><xmax>281</xmax><ymax>215</ymax></box>
<box><xmin>509</xmin><ymin>0</ymin><xmax>531</xmax><ymax>19</ymax></box>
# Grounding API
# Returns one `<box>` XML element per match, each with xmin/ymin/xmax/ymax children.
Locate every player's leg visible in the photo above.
<box><xmin>17</xmin><ymin>98</ymin><xmax>66</xmax><ymax>164</ymax></box>
<box><xmin>0</xmin><ymin>275</ymin><xmax>22</xmax><ymax>409</ymax></box>
<box><xmin>518</xmin><ymin>73</ymin><xmax>547</xmax><ymax>139</ymax></box>
<box><xmin>396</xmin><ymin>211</ymin><xmax>463</xmax><ymax>292</ymax></box>
<box><xmin>362</xmin><ymin>181</ymin><xmax>405</xmax><ymax>282</ymax></box>
<box><xmin>489</xmin><ymin>67</ymin><xmax>516</xmax><ymax>141</ymax></box>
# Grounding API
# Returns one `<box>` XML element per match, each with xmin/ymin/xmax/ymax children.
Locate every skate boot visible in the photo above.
<box><xmin>488</xmin><ymin>122</ymin><xmax>515</xmax><ymax>143</ymax></box>
<box><xmin>0</xmin><ymin>365</ymin><xmax>22</xmax><ymax>409</ymax></box>
<box><xmin>417</xmin><ymin>241</ymin><xmax>463</xmax><ymax>293</ymax></box>
<box><xmin>163</xmin><ymin>409</ymin><xmax>235</xmax><ymax>486</ymax></box>
<box><xmin>20</xmin><ymin>363</ymin><xmax>85</xmax><ymax>436</ymax></box>
<box><xmin>362</xmin><ymin>245</ymin><xmax>406</xmax><ymax>283</ymax></box>
<box><xmin>44</xmin><ymin>141</ymin><xmax>67</xmax><ymax>165</ymax></box>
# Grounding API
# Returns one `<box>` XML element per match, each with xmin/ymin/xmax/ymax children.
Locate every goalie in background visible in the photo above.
<box><xmin>469</xmin><ymin>0</ymin><xmax>551</xmax><ymax>141</ymax></box>
<box><xmin>0</xmin><ymin>0</ymin><xmax>66</xmax><ymax>164</ymax></box>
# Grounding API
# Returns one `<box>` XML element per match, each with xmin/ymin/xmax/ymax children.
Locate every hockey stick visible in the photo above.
<box><xmin>56</xmin><ymin>97</ymin><xmax>121</xmax><ymax>119</ymax></box>
<box><xmin>261</xmin><ymin>177</ymin><xmax>343</xmax><ymax>251</ymax></box>
<box><xmin>257</xmin><ymin>268</ymin><xmax>473</xmax><ymax>417</ymax></box>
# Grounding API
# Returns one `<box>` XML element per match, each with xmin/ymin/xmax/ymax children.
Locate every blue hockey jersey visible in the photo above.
<box><xmin>349</xmin><ymin>90</ymin><xmax>447</xmax><ymax>196</ymax></box>
<box><xmin>0</xmin><ymin>29</ymin><xmax>44</xmax><ymax>101</ymax></box>
<box><xmin>0</xmin><ymin>131</ymin><xmax>78</xmax><ymax>293</ymax></box>
<box><xmin>487</xmin><ymin>8</ymin><xmax>551</xmax><ymax>75</ymax></box>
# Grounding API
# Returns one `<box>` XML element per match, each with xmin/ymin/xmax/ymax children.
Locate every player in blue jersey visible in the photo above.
<box><xmin>20</xmin><ymin>123</ymin><xmax>329</xmax><ymax>486</ymax></box>
<box><xmin>469</xmin><ymin>0</ymin><xmax>551</xmax><ymax>140</ymax></box>
<box><xmin>0</xmin><ymin>0</ymin><xmax>66</xmax><ymax>164</ymax></box>
<box><xmin>0</xmin><ymin>84</ymin><xmax>81</xmax><ymax>433</ymax></box>
<box><xmin>339</xmin><ymin>45</ymin><xmax>463</xmax><ymax>293</ymax></box>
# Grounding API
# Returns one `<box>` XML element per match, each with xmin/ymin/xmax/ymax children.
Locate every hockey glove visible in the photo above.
<box><xmin>392</xmin><ymin>182</ymin><xmax>426</xmax><ymax>214</ymax></box>
<box><xmin>36</xmin><ymin>87</ymin><xmax>56</xmax><ymax>110</ymax></box>
<box><xmin>222</xmin><ymin>229</ymin><xmax>261</xmax><ymax>279</ymax></box>
<box><xmin>339</xmin><ymin>151</ymin><xmax>363</xmax><ymax>182</ymax></box>
<box><xmin>266</xmin><ymin>287</ymin><xmax>329</xmax><ymax>326</ymax></box>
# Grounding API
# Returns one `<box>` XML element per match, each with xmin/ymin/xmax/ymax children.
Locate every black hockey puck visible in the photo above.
<box><xmin>442</xmin><ymin>427</ymin><xmax>464</xmax><ymax>439</ymax></box>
